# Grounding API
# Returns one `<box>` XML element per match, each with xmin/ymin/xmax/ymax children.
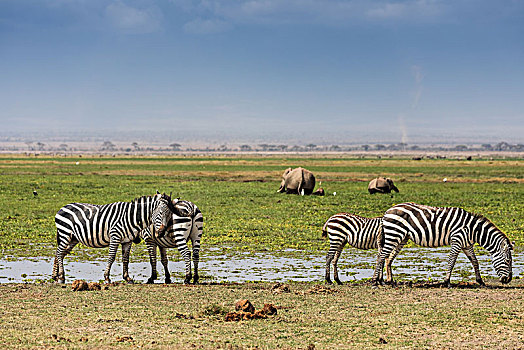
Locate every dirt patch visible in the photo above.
<box><xmin>225</xmin><ymin>299</ymin><xmax>278</xmax><ymax>322</ymax></box>
<box><xmin>271</xmin><ymin>282</ymin><xmax>291</xmax><ymax>294</ymax></box>
<box><xmin>71</xmin><ymin>280</ymin><xmax>103</xmax><ymax>291</ymax></box>
<box><xmin>300</xmin><ymin>285</ymin><xmax>338</xmax><ymax>295</ymax></box>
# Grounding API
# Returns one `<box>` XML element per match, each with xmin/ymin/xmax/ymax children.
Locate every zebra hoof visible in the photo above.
<box><xmin>164</xmin><ymin>278</ymin><xmax>172</xmax><ymax>284</ymax></box>
<box><xmin>325</xmin><ymin>278</ymin><xmax>333</xmax><ymax>285</ymax></box>
<box><xmin>126</xmin><ymin>279</ymin><xmax>134</xmax><ymax>284</ymax></box>
<box><xmin>334</xmin><ymin>279</ymin><xmax>343</xmax><ymax>285</ymax></box>
<box><xmin>146</xmin><ymin>278</ymin><xmax>155</xmax><ymax>284</ymax></box>
<box><xmin>477</xmin><ymin>279</ymin><xmax>486</xmax><ymax>287</ymax></box>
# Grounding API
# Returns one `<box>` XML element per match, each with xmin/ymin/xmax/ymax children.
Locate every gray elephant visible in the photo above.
<box><xmin>278</xmin><ymin>167</ymin><xmax>323</xmax><ymax>195</ymax></box>
<box><xmin>368</xmin><ymin>177</ymin><xmax>399</xmax><ymax>194</ymax></box>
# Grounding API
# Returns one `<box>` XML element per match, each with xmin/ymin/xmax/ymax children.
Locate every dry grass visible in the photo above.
<box><xmin>0</xmin><ymin>281</ymin><xmax>523</xmax><ymax>349</ymax></box>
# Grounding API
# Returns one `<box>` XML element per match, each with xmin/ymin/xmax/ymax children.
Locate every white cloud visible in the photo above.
<box><xmin>105</xmin><ymin>1</ymin><xmax>163</xmax><ymax>34</ymax></box>
<box><xmin>183</xmin><ymin>17</ymin><xmax>232</xmax><ymax>34</ymax></box>
<box><xmin>367</xmin><ymin>0</ymin><xmax>442</xmax><ymax>20</ymax></box>
<box><xmin>172</xmin><ymin>0</ymin><xmax>445</xmax><ymax>26</ymax></box>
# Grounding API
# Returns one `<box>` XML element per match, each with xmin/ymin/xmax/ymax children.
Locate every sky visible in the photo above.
<box><xmin>1</xmin><ymin>0</ymin><xmax>523</xmax><ymax>145</ymax></box>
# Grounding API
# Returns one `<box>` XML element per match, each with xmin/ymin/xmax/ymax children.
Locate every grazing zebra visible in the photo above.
<box><xmin>372</xmin><ymin>202</ymin><xmax>514</xmax><ymax>287</ymax></box>
<box><xmin>52</xmin><ymin>193</ymin><xmax>176</xmax><ymax>283</ymax></box>
<box><xmin>323</xmin><ymin>213</ymin><xmax>394</xmax><ymax>284</ymax></box>
<box><xmin>140</xmin><ymin>199</ymin><xmax>203</xmax><ymax>284</ymax></box>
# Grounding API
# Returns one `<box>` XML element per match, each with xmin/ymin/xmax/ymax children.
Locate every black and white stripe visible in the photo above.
<box><xmin>322</xmin><ymin>213</ymin><xmax>386</xmax><ymax>284</ymax></box>
<box><xmin>373</xmin><ymin>202</ymin><xmax>514</xmax><ymax>286</ymax></box>
<box><xmin>140</xmin><ymin>199</ymin><xmax>203</xmax><ymax>284</ymax></box>
<box><xmin>52</xmin><ymin>193</ymin><xmax>175</xmax><ymax>283</ymax></box>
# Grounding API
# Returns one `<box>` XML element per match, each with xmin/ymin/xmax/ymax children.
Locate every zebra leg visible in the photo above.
<box><xmin>159</xmin><ymin>247</ymin><xmax>171</xmax><ymax>284</ymax></box>
<box><xmin>372</xmin><ymin>235</ymin><xmax>403</xmax><ymax>285</ymax></box>
<box><xmin>332</xmin><ymin>245</ymin><xmax>345</xmax><ymax>285</ymax></box>
<box><xmin>325</xmin><ymin>237</ymin><xmax>344</xmax><ymax>284</ymax></box>
<box><xmin>462</xmin><ymin>246</ymin><xmax>485</xmax><ymax>286</ymax></box>
<box><xmin>385</xmin><ymin>236</ymin><xmax>409</xmax><ymax>285</ymax></box>
<box><xmin>444</xmin><ymin>242</ymin><xmax>462</xmax><ymax>288</ymax></box>
<box><xmin>325</xmin><ymin>250</ymin><xmax>335</xmax><ymax>284</ymax></box>
<box><xmin>177</xmin><ymin>244</ymin><xmax>192</xmax><ymax>284</ymax></box>
<box><xmin>145</xmin><ymin>240</ymin><xmax>158</xmax><ymax>284</ymax></box>
<box><xmin>104</xmin><ymin>239</ymin><xmax>120</xmax><ymax>284</ymax></box>
<box><xmin>192</xmin><ymin>245</ymin><xmax>200</xmax><ymax>284</ymax></box>
<box><xmin>52</xmin><ymin>236</ymin><xmax>78</xmax><ymax>283</ymax></box>
<box><xmin>121</xmin><ymin>241</ymin><xmax>134</xmax><ymax>283</ymax></box>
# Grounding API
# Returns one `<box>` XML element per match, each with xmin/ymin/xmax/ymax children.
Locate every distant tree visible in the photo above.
<box><xmin>169</xmin><ymin>143</ymin><xmax>181</xmax><ymax>151</ymax></box>
<box><xmin>481</xmin><ymin>143</ymin><xmax>492</xmax><ymax>150</ymax></box>
<box><xmin>258</xmin><ymin>144</ymin><xmax>269</xmax><ymax>151</ymax></box>
<box><xmin>494</xmin><ymin>142</ymin><xmax>510</xmax><ymax>151</ymax></box>
<box><xmin>361</xmin><ymin>144</ymin><xmax>370</xmax><ymax>151</ymax></box>
<box><xmin>36</xmin><ymin>142</ymin><xmax>45</xmax><ymax>150</ymax></box>
<box><xmin>329</xmin><ymin>145</ymin><xmax>341</xmax><ymax>151</ymax></box>
<box><xmin>454</xmin><ymin>145</ymin><xmax>468</xmax><ymax>151</ymax></box>
<box><xmin>25</xmin><ymin>141</ymin><xmax>34</xmax><ymax>151</ymax></box>
<box><xmin>240</xmin><ymin>145</ymin><xmax>252</xmax><ymax>151</ymax></box>
<box><xmin>100</xmin><ymin>141</ymin><xmax>116</xmax><ymax>151</ymax></box>
<box><xmin>58</xmin><ymin>144</ymin><xmax>69</xmax><ymax>151</ymax></box>
<box><xmin>375</xmin><ymin>144</ymin><xmax>386</xmax><ymax>150</ymax></box>
<box><xmin>305</xmin><ymin>144</ymin><xmax>317</xmax><ymax>151</ymax></box>
<box><xmin>277</xmin><ymin>145</ymin><xmax>288</xmax><ymax>152</ymax></box>
<box><xmin>132</xmin><ymin>142</ymin><xmax>140</xmax><ymax>151</ymax></box>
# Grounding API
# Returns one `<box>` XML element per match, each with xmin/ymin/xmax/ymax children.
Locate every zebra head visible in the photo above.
<box><xmin>151</xmin><ymin>193</ymin><xmax>176</xmax><ymax>238</ymax></box>
<box><xmin>492</xmin><ymin>239</ymin><xmax>513</xmax><ymax>284</ymax></box>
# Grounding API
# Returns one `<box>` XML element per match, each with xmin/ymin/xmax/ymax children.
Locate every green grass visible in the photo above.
<box><xmin>0</xmin><ymin>155</ymin><xmax>523</xmax><ymax>259</ymax></box>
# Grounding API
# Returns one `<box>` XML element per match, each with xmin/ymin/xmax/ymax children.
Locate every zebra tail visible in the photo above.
<box><xmin>321</xmin><ymin>220</ymin><xmax>329</xmax><ymax>238</ymax></box>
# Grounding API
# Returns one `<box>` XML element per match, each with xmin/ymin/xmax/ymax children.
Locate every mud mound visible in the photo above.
<box><xmin>71</xmin><ymin>280</ymin><xmax>88</xmax><ymax>291</ymax></box>
<box><xmin>271</xmin><ymin>282</ymin><xmax>291</xmax><ymax>294</ymax></box>
<box><xmin>225</xmin><ymin>300</ymin><xmax>278</xmax><ymax>322</ymax></box>
<box><xmin>72</xmin><ymin>280</ymin><xmax>104</xmax><ymax>291</ymax></box>
<box><xmin>301</xmin><ymin>285</ymin><xmax>337</xmax><ymax>295</ymax></box>
<box><xmin>235</xmin><ymin>299</ymin><xmax>255</xmax><ymax>313</ymax></box>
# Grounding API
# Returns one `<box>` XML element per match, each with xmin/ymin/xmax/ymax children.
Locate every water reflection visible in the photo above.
<box><xmin>0</xmin><ymin>247</ymin><xmax>522</xmax><ymax>284</ymax></box>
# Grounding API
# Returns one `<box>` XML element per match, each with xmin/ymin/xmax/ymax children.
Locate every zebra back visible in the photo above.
<box><xmin>323</xmin><ymin>213</ymin><xmax>382</xmax><ymax>250</ymax></box>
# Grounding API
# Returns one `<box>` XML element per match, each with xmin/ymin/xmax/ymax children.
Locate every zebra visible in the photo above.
<box><xmin>322</xmin><ymin>213</ymin><xmax>394</xmax><ymax>284</ymax></box>
<box><xmin>372</xmin><ymin>202</ymin><xmax>514</xmax><ymax>287</ymax></box>
<box><xmin>140</xmin><ymin>199</ymin><xmax>203</xmax><ymax>284</ymax></box>
<box><xmin>52</xmin><ymin>193</ymin><xmax>176</xmax><ymax>283</ymax></box>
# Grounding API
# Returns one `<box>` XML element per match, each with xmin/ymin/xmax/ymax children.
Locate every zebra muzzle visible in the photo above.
<box><xmin>500</xmin><ymin>273</ymin><xmax>512</xmax><ymax>284</ymax></box>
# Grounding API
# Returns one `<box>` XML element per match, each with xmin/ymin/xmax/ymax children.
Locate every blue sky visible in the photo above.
<box><xmin>1</xmin><ymin>0</ymin><xmax>523</xmax><ymax>144</ymax></box>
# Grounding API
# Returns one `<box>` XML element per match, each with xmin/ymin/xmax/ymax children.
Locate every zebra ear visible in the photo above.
<box><xmin>156</xmin><ymin>190</ymin><xmax>161</xmax><ymax>194</ymax></box>
<box><xmin>511</xmin><ymin>241</ymin><xmax>515</xmax><ymax>249</ymax></box>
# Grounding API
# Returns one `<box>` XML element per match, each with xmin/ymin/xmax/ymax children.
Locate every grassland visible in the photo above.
<box><xmin>0</xmin><ymin>155</ymin><xmax>523</xmax><ymax>258</ymax></box>
<box><xmin>0</xmin><ymin>281</ymin><xmax>523</xmax><ymax>349</ymax></box>
<box><xmin>1</xmin><ymin>155</ymin><xmax>524</xmax><ymax>349</ymax></box>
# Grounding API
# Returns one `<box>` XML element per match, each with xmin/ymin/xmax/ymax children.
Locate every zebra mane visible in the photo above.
<box><xmin>131</xmin><ymin>195</ymin><xmax>154</xmax><ymax>203</ymax></box>
<box><xmin>130</xmin><ymin>193</ymin><xmax>176</xmax><ymax>212</ymax></box>
<box><xmin>472</xmin><ymin>212</ymin><xmax>511</xmax><ymax>242</ymax></box>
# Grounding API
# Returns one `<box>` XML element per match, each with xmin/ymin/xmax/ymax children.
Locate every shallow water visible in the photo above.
<box><xmin>1</xmin><ymin>247</ymin><xmax>522</xmax><ymax>284</ymax></box>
